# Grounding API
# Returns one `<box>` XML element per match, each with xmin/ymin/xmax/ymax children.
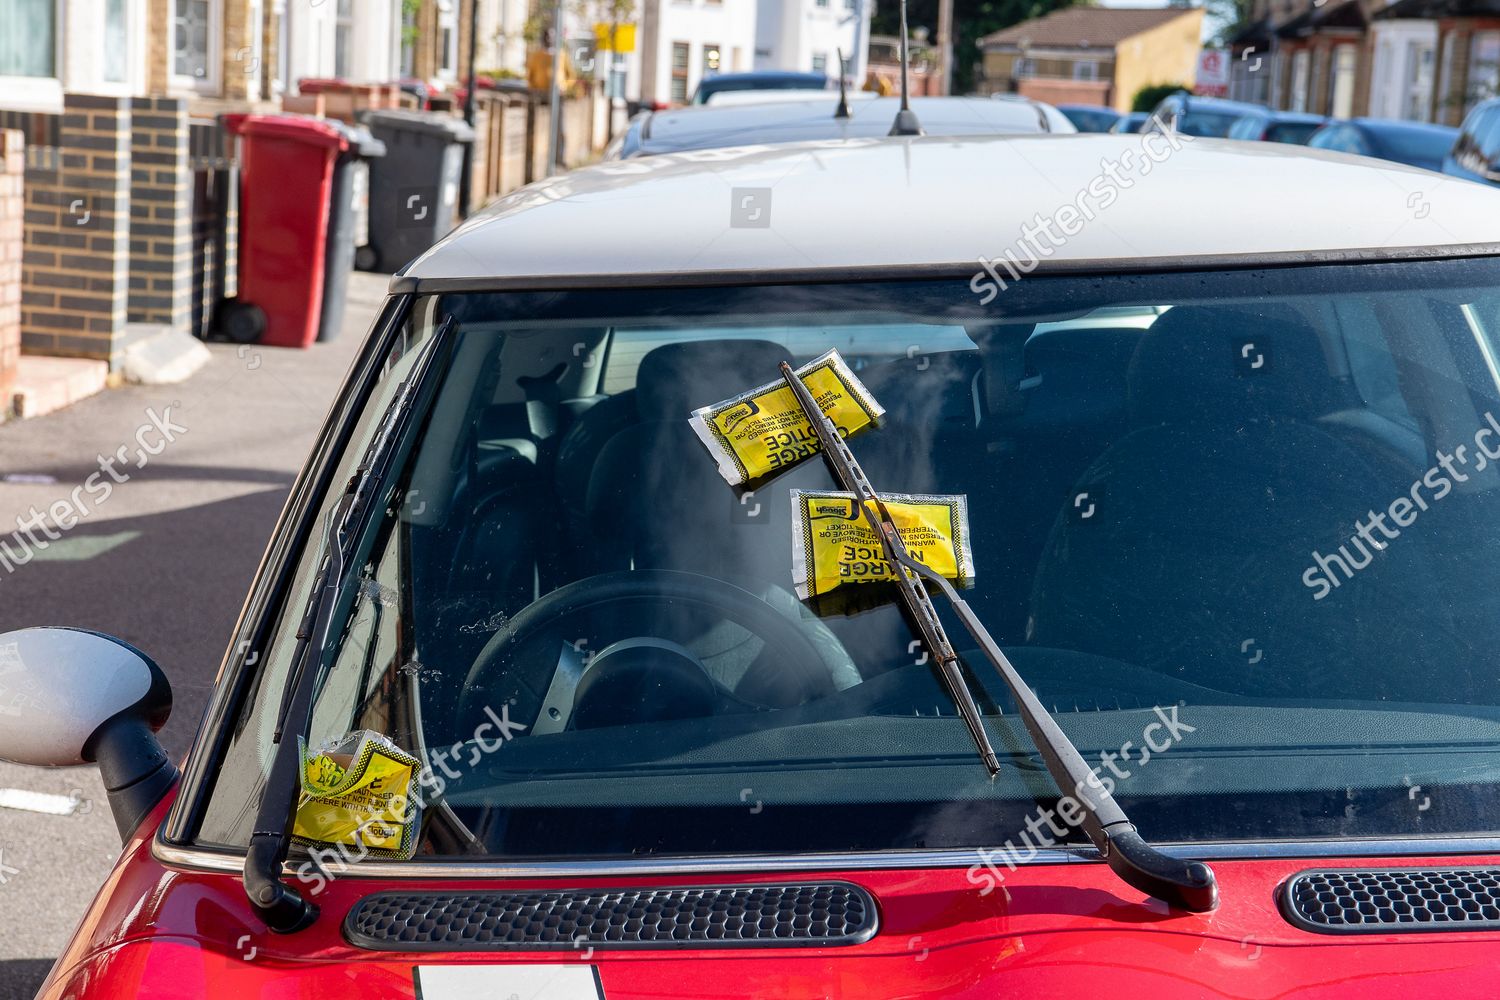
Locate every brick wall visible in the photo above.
<box><xmin>20</xmin><ymin>94</ymin><xmax>135</xmax><ymax>367</ymax></box>
<box><xmin>129</xmin><ymin>98</ymin><xmax>194</xmax><ymax>333</ymax></box>
<box><xmin>0</xmin><ymin>131</ymin><xmax>22</xmax><ymax>416</ymax></box>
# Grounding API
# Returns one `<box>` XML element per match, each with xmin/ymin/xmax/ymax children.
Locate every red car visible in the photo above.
<box><xmin>9</xmin><ymin>130</ymin><xmax>1500</xmax><ymax>997</ymax></box>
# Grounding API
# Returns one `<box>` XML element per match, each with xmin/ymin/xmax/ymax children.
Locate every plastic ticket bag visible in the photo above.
<box><xmin>688</xmin><ymin>349</ymin><xmax>885</xmax><ymax>485</ymax></box>
<box><xmin>291</xmin><ymin>729</ymin><xmax>421</xmax><ymax>861</ymax></box>
<box><xmin>790</xmin><ymin>490</ymin><xmax>975</xmax><ymax>600</ymax></box>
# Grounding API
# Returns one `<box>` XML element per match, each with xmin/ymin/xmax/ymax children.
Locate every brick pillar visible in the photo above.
<box><xmin>0</xmin><ymin>130</ymin><xmax>22</xmax><ymax>415</ymax></box>
<box><xmin>128</xmin><ymin>97</ymin><xmax>193</xmax><ymax>334</ymax></box>
<box><xmin>21</xmin><ymin>94</ymin><xmax>133</xmax><ymax>366</ymax></box>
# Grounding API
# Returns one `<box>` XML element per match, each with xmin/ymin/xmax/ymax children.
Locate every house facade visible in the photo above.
<box><xmin>1234</xmin><ymin>0</ymin><xmax>1500</xmax><ymax>126</ymax></box>
<box><xmin>634</xmin><ymin>0</ymin><xmax>758</xmax><ymax>104</ymax></box>
<box><xmin>0</xmin><ymin>0</ymin><xmax>406</xmax><ymax>113</ymax></box>
<box><xmin>755</xmin><ymin>0</ymin><xmax>873</xmax><ymax>82</ymax></box>
<box><xmin>975</xmin><ymin>6</ymin><xmax>1205</xmax><ymax>113</ymax></box>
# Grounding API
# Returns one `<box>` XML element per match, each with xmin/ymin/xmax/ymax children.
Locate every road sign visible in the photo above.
<box><xmin>594</xmin><ymin>22</ymin><xmax>636</xmax><ymax>53</ymax></box>
<box><xmin>1196</xmin><ymin>48</ymin><xmax>1229</xmax><ymax>97</ymax></box>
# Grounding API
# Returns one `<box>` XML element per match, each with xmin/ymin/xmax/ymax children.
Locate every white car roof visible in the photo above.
<box><xmin>623</xmin><ymin>96</ymin><xmax>1073</xmax><ymax>158</ymax></box>
<box><xmin>398</xmin><ymin>134</ymin><xmax>1500</xmax><ymax>290</ymax></box>
<box><xmin>704</xmin><ymin>89</ymin><xmax>878</xmax><ymax>107</ymax></box>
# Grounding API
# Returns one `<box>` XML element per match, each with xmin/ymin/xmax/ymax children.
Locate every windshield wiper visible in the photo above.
<box><xmin>245</xmin><ymin>319</ymin><xmax>453</xmax><ymax>933</ymax></box>
<box><xmin>778</xmin><ymin>362</ymin><xmax>1218</xmax><ymax>912</ymax></box>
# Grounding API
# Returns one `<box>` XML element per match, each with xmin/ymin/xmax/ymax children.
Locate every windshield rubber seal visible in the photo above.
<box><xmin>385</xmin><ymin>242</ymin><xmax>1500</xmax><ymax>295</ymax></box>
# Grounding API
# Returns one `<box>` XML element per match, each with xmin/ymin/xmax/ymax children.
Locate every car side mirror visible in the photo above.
<box><xmin>0</xmin><ymin>628</ymin><xmax>176</xmax><ymax>840</ymax></box>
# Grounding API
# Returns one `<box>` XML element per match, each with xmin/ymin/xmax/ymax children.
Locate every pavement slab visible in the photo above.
<box><xmin>0</xmin><ymin>272</ymin><xmax>389</xmax><ymax>999</ymax></box>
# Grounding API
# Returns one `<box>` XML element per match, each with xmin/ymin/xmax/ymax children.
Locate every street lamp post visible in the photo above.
<box><xmin>459</xmin><ymin>0</ymin><xmax>480</xmax><ymax>217</ymax></box>
<box><xmin>547</xmin><ymin>0</ymin><xmax>564</xmax><ymax>176</ymax></box>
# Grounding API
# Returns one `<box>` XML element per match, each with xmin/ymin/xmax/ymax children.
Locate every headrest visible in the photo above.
<box><xmin>636</xmin><ymin>339</ymin><xmax>792</xmax><ymax>422</ymax></box>
<box><xmin>1127</xmin><ymin>304</ymin><xmax>1339</xmax><ymax>426</ymax></box>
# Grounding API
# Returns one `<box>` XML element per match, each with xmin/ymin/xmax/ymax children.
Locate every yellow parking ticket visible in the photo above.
<box><xmin>790</xmin><ymin>490</ymin><xmax>975</xmax><ymax>600</ymax></box>
<box><xmin>291</xmin><ymin>729</ymin><xmax>421</xmax><ymax>861</ymax></box>
<box><xmin>688</xmin><ymin>349</ymin><xmax>884</xmax><ymax>485</ymax></box>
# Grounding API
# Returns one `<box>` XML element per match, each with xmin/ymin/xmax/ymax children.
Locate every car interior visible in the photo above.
<box><xmin>391</xmin><ymin>275</ymin><xmax>1500</xmax><ymax>769</ymax></box>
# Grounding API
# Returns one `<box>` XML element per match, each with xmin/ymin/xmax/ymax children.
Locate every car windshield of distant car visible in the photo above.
<box><xmin>1061</xmin><ymin>107</ymin><xmax>1119</xmax><ymax>132</ymax></box>
<box><xmin>1179</xmin><ymin>109</ymin><xmax>1243</xmax><ymax>137</ymax></box>
<box><xmin>693</xmin><ymin>75</ymin><xmax>828</xmax><ymax>104</ymax></box>
<box><xmin>195</xmin><ymin>259</ymin><xmax>1500</xmax><ymax>863</ymax></box>
<box><xmin>1267</xmin><ymin>121</ymin><xmax>1321</xmax><ymax>144</ymax></box>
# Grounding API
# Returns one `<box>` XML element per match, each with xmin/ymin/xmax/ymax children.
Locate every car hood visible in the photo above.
<box><xmin>37</xmin><ymin>802</ymin><xmax>1500</xmax><ymax>1000</ymax></box>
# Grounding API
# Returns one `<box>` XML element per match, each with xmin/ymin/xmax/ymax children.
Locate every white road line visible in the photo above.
<box><xmin>0</xmin><ymin>788</ymin><xmax>80</xmax><ymax>816</ymax></box>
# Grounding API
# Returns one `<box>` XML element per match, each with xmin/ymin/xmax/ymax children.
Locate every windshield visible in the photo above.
<box><xmin>196</xmin><ymin>259</ymin><xmax>1500</xmax><ymax>863</ymax></box>
<box><xmin>1179</xmin><ymin>109</ymin><xmax>1244</xmax><ymax>137</ymax></box>
<box><xmin>1267</xmin><ymin>121</ymin><xmax>1321</xmax><ymax>144</ymax></box>
<box><xmin>693</xmin><ymin>75</ymin><xmax>829</xmax><ymax>104</ymax></box>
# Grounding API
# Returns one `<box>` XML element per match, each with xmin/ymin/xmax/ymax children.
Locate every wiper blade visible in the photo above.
<box><xmin>777</xmin><ymin>362</ymin><xmax>1218</xmax><ymax>913</ymax></box>
<box><xmin>244</xmin><ymin>319</ymin><xmax>454</xmax><ymax>933</ymax></box>
<box><xmin>774</xmin><ymin>366</ymin><xmax>999</xmax><ymax>776</ymax></box>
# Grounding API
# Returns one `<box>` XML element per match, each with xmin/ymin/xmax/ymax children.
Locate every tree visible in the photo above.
<box><xmin>1203</xmin><ymin>0</ymin><xmax>1256</xmax><ymax>46</ymax></box>
<box><xmin>1132</xmin><ymin>82</ymin><xmax>1187</xmax><ymax>112</ymax></box>
<box><xmin>872</xmin><ymin>0</ymin><xmax>1081</xmax><ymax>95</ymax></box>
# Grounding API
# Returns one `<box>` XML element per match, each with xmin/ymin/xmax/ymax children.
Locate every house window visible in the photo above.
<box><xmin>335</xmin><ymin>0</ymin><xmax>354</xmax><ymax>79</ymax></box>
<box><xmin>438</xmin><ymin>0</ymin><xmax>459</xmax><ymax>79</ymax></box>
<box><xmin>671</xmin><ymin>42</ymin><xmax>690</xmax><ymax>103</ymax></box>
<box><xmin>812</xmin><ymin>52</ymin><xmax>827</xmax><ymax>74</ymax></box>
<box><xmin>0</xmin><ymin>0</ymin><xmax>55</xmax><ymax>78</ymax></box>
<box><xmin>399</xmin><ymin>2</ymin><xmax>417</xmax><ymax>77</ymax></box>
<box><xmin>1013</xmin><ymin>57</ymin><xmax>1034</xmax><ymax>79</ymax></box>
<box><xmin>1468</xmin><ymin>31</ymin><xmax>1500</xmax><ymax>107</ymax></box>
<box><xmin>1073</xmin><ymin>60</ymin><xmax>1098</xmax><ymax>81</ymax></box>
<box><xmin>173</xmin><ymin>0</ymin><xmax>214</xmax><ymax>82</ymax></box>
<box><xmin>1405</xmin><ymin>39</ymin><xmax>1435</xmax><ymax>121</ymax></box>
<box><xmin>104</xmin><ymin>0</ymin><xmax>129</xmax><ymax>83</ymax></box>
<box><xmin>274</xmin><ymin>0</ymin><xmax>290</xmax><ymax>94</ymax></box>
<box><xmin>703</xmin><ymin>42</ymin><xmax>722</xmax><ymax>78</ymax></box>
<box><xmin>816</xmin><ymin>0</ymin><xmax>829</xmax><ymax>7</ymax></box>
<box><xmin>1330</xmin><ymin>44</ymin><xmax>1356</xmax><ymax>118</ymax></box>
<box><xmin>1290</xmin><ymin>48</ymin><xmax>1310</xmax><ymax>112</ymax></box>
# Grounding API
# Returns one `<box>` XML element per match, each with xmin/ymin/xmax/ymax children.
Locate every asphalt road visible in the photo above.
<box><xmin>0</xmin><ymin>272</ymin><xmax>386</xmax><ymax>999</ymax></box>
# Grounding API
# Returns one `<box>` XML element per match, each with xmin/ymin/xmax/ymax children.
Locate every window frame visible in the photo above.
<box><xmin>670</xmin><ymin>41</ymin><xmax>690</xmax><ymax>104</ymax></box>
<box><xmin>169</xmin><ymin>0</ymin><xmax>224</xmax><ymax>95</ymax></box>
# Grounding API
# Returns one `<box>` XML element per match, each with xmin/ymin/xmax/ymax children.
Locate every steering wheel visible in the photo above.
<box><xmin>456</xmin><ymin>570</ymin><xmax>851</xmax><ymax>735</ymax></box>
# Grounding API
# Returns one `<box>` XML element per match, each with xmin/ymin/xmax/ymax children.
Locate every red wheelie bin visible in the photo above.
<box><xmin>217</xmin><ymin>115</ymin><xmax>348</xmax><ymax>348</ymax></box>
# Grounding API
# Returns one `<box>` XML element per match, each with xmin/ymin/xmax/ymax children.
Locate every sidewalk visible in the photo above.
<box><xmin>0</xmin><ymin>271</ymin><xmax>389</xmax><ymax>999</ymax></box>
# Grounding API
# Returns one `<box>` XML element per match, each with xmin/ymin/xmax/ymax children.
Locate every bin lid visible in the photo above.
<box><xmin>324</xmin><ymin>119</ymin><xmax>387</xmax><ymax>159</ymax></box>
<box><xmin>362</xmin><ymin>109</ymin><xmax>475</xmax><ymax>143</ymax></box>
<box><xmin>222</xmin><ymin>113</ymin><xmax>349</xmax><ymax>151</ymax></box>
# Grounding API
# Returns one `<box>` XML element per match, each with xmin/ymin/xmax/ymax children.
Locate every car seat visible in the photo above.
<box><xmin>1026</xmin><ymin>303</ymin><xmax>1464</xmax><ymax>702</ymax></box>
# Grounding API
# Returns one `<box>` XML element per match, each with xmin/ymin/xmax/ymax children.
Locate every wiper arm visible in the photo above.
<box><xmin>777</xmin><ymin>362</ymin><xmax>1218</xmax><ymax>913</ymax></box>
<box><xmin>245</xmin><ymin>319</ymin><xmax>453</xmax><ymax>933</ymax></box>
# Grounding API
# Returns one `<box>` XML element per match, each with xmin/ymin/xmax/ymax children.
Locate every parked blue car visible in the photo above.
<box><xmin>1227</xmin><ymin>109</ymin><xmax>1327</xmax><ymax>145</ymax></box>
<box><xmin>1057</xmin><ymin>104</ymin><xmax>1122</xmax><ymax>132</ymax></box>
<box><xmin>1443</xmin><ymin>98</ymin><xmax>1500</xmax><ymax>185</ymax></box>
<box><xmin>1308</xmin><ymin>118</ymin><xmax>1459</xmax><ymax>172</ymax></box>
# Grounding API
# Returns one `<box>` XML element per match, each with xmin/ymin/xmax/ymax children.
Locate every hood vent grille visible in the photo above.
<box><xmin>1283</xmin><ymin>867</ymin><xmax>1500</xmax><ymax>933</ymax></box>
<box><xmin>345</xmin><ymin>882</ymin><xmax>879</xmax><ymax>951</ymax></box>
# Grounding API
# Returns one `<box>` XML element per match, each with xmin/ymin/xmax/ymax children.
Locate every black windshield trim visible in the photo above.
<box><xmin>388</xmin><ymin>243</ymin><xmax>1500</xmax><ymax>295</ymax></box>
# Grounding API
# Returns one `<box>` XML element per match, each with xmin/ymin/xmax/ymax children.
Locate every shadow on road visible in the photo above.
<box><xmin>0</xmin><ymin>959</ymin><xmax>55</xmax><ymax>1000</ymax></box>
<box><xmin>0</xmin><ymin>479</ymin><xmax>296</xmax><ymax>760</ymax></box>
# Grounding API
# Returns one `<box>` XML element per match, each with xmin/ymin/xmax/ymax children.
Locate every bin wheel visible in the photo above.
<box><xmin>218</xmin><ymin>300</ymin><xmax>267</xmax><ymax>344</ymax></box>
<box><xmin>355</xmin><ymin>244</ymin><xmax>380</xmax><ymax>272</ymax></box>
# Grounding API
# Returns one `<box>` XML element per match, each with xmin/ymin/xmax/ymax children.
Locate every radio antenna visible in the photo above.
<box><xmin>889</xmin><ymin>0</ymin><xmax>923</xmax><ymax>135</ymax></box>
<box><xmin>835</xmin><ymin>48</ymin><xmax>851</xmax><ymax>119</ymax></box>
